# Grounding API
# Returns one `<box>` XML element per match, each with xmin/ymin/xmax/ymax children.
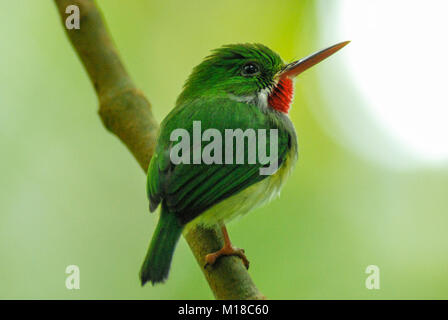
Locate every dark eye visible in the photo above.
<box><xmin>241</xmin><ymin>62</ymin><xmax>260</xmax><ymax>77</ymax></box>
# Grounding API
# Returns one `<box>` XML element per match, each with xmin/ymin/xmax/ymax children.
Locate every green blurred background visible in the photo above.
<box><xmin>1</xmin><ymin>0</ymin><xmax>447</xmax><ymax>299</ymax></box>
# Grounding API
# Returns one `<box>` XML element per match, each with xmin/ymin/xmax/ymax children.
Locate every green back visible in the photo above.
<box><xmin>147</xmin><ymin>96</ymin><xmax>291</xmax><ymax>224</ymax></box>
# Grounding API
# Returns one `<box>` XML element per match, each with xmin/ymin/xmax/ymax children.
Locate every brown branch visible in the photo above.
<box><xmin>54</xmin><ymin>0</ymin><xmax>264</xmax><ymax>300</ymax></box>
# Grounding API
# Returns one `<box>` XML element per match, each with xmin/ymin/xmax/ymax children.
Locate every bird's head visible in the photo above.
<box><xmin>178</xmin><ymin>42</ymin><xmax>349</xmax><ymax>114</ymax></box>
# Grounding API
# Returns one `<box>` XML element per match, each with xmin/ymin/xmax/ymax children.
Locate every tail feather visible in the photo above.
<box><xmin>140</xmin><ymin>209</ymin><xmax>183</xmax><ymax>285</ymax></box>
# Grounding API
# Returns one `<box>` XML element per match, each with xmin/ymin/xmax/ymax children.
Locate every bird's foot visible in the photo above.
<box><xmin>204</xmin><ymin>245</ymin><xmax>250</xmax><ymax>269</ymax></box>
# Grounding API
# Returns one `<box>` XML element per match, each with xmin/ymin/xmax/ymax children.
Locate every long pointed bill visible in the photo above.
<box><xmin>278</xmin><ymin>41</ymin><xmax>350</xmax><ymax>79</ymax></box>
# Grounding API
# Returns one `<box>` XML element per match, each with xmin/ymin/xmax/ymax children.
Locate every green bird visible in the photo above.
<box><xmin>140</xmin><ymin>41</ymin><xmax>349</xmax><ymax>285</ymax></box>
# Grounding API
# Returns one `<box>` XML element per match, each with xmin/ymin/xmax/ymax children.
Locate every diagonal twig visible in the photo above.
<box><xmin>54</xmin><ymin>0</ymin><xmax>265</xmax><ymax>300</ymax></box>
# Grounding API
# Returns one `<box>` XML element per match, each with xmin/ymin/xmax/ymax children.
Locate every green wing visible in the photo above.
<box><xmin>147</xmin><ymin>97</ymin><xmax>291</xmax><ymax>224</ymax></box>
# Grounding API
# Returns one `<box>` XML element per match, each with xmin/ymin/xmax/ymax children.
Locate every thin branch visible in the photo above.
<box><xmin>54</xmin><ymin>0</ymin><xmax>265</xmax><ymax>300</ymax></box>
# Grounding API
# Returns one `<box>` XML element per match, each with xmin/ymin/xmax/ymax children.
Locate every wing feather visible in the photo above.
<box><xmin>147</xmin><ymin>97</ymin><xmax>290</xmax><ymax>224</ymax></box>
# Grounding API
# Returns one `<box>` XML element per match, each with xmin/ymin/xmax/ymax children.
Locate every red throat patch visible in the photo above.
<box><xmin>267</xmin><ymin>78</ymin><xmax>294</xmax><ymax>114</ymax></box>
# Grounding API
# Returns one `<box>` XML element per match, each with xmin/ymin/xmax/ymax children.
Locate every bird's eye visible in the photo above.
<box><xmin>241</xmin><ymin>63</ymin><xmax>260</xmax><ymax>77</ymax></box>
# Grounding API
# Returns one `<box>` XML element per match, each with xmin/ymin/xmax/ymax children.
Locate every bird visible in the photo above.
<box><xmin>140</xmin><ymin>41</ymin><xmax>349</xmax><ymax>285</ymax></box>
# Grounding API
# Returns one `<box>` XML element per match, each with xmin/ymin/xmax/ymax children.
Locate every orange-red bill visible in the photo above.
<box><xmin>278</xmin><ymin>41</ymin><xmax>350</xmax><ymax>79</ymax></box>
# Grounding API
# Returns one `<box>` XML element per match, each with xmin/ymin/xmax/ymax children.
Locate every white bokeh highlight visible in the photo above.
<box><xmin>337</xmin><ymin>0</ymin><xmax>448</xmax><ymax>163</ymax></box>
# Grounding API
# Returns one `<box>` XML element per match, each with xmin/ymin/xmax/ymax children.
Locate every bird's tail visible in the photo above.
<box><xmin>139</xmin><ymin>208</ymin><xmax>183</xmax><ymax>286</ymax></box>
